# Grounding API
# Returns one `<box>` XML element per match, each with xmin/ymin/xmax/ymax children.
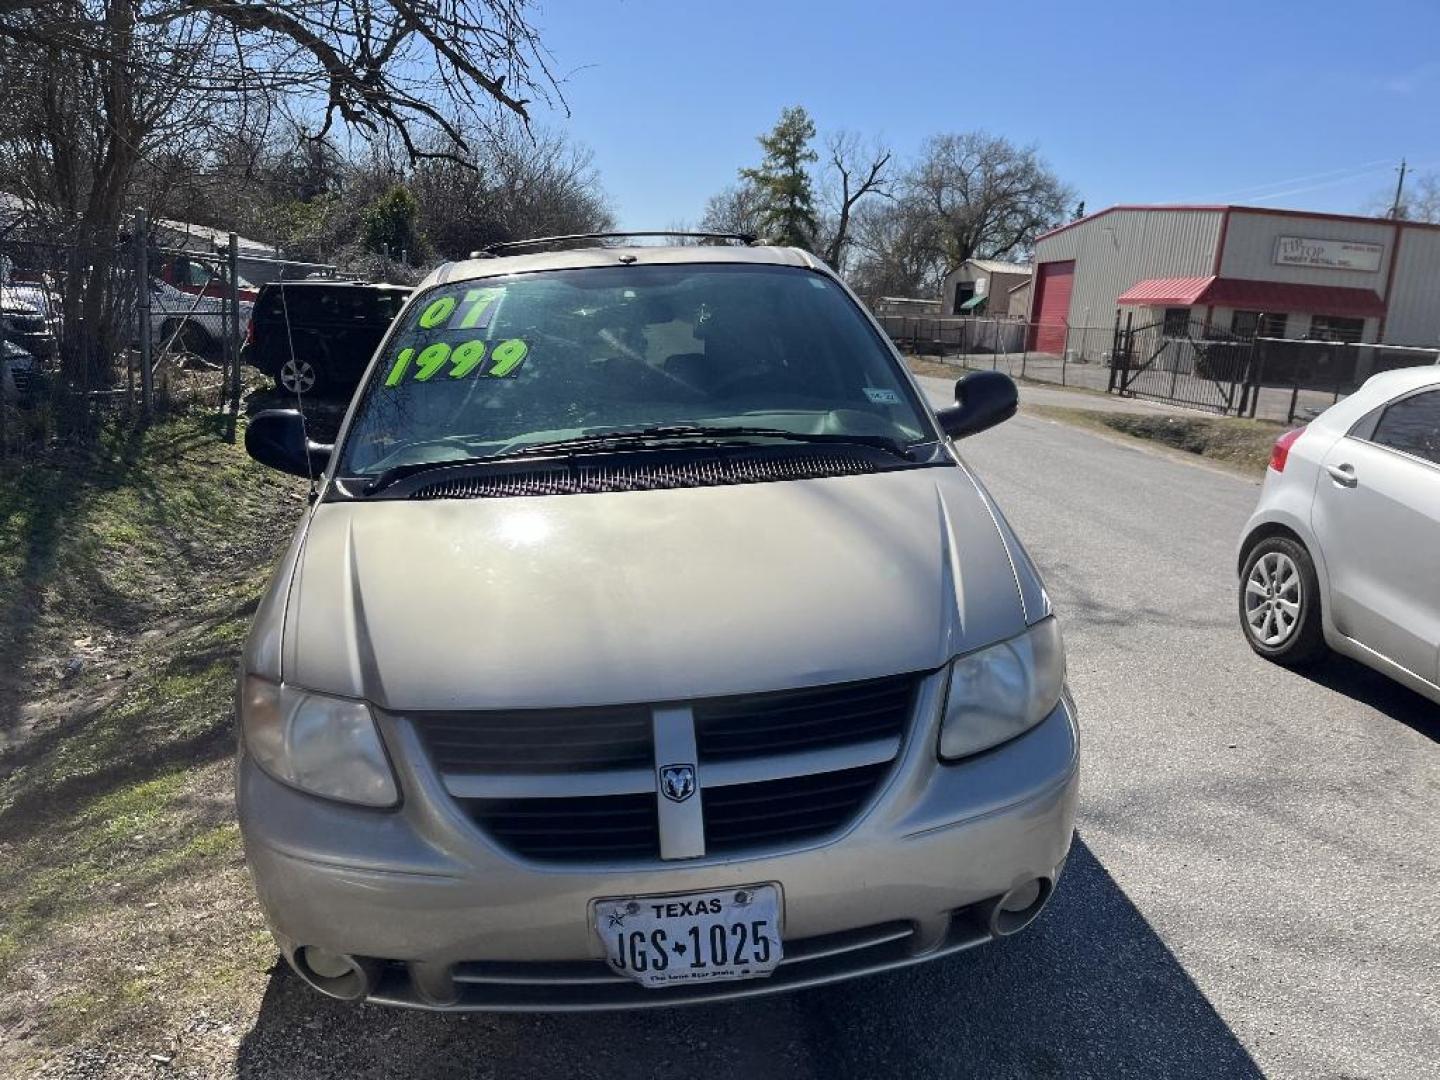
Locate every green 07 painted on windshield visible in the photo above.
<box><xmin>418</xmin><ymin>287</ymin><xmax>503</xmax><ymax>330</ymax></box>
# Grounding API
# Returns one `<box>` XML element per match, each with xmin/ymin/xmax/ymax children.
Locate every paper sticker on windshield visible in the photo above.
<box><xmin>383</xmin><ymin>337</ymin><xmax>528</xmax><ymax>386</ymax></box>
<box><xmin>864</xmin><ymin>387</ymin><xmax>901</xmax><ymax>405</ymax></box>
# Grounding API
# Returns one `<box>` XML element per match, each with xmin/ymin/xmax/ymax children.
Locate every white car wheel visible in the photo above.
<box><xmin>1238</xmin><ymin>536</ymin><xmax>1325</xmax><ymax>665</ymax></box>
<box><xmin>1244</xmin><ymin>551</ymin><xmax>1302</xmax><ymax>646</ymax></box>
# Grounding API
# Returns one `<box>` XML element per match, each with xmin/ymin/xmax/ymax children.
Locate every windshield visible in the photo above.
<box><xmin>337</xmin><ymin>263</ymin><xmax>931</xmax><ymax>476</ymax></box>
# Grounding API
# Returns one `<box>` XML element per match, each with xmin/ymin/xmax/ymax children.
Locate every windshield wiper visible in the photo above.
<box><xmin>357</xmin><ymin>425</ymin><xmax>916</xmax><ymax>496</ymax></box>
<box><xmin>360</xmin><ymin>455</ymin><xmax>500</xmax><ymax>496</ymax></box>
<box><xmin>495</xmin><ymin>424</ymin><xmax>914</xmax><ymax>459</ymax></box>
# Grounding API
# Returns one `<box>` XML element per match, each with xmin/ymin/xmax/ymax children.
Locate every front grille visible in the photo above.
<box><xmin>413</xmin><ymin>707</ymin><xmax>652</xmax><ymax>773</ymax></box>
<box><xmin>704</xmin><ymin>763</ymin><xmax>889</xmax><ymax>853</ymax></box>
<box><xmin>694</xmin><ymin>674</ymin><xmax>916</xmax><ymax>761</ymax></box>
<box><xmin>408</xmin><ymin>447</ymin><xmax>884</xmax><ymax>500</ymax></box>
<box><xmin>421</xmin><ymin>673</ymin><xmax>922</xmax><ymax>863</ymax></box>
<box><xmin>466</xmin><ymin>791</ymin><xmax>659</xmax><ymax>860</ymax></box>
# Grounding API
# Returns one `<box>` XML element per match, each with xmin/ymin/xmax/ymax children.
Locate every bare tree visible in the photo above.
<box><xmin>1365</xmin><ymin>171</ymin><xmax>1440</xmax><ymax>223</ymax></box>
<box><xmin>847</xmin><ymin>196</ymin><xmax>944</xmax><ymax>300</ymax></box>
<box><xmin>411</xmin><ymin>121</ymin><xmax>613</xmax><ymax>257</ymax></box>
<box><xmin>0</xmin><ymin>0</ymin><xmax>563</xmax><ymax>394</ymax></box>
<box><xmin>139</xmin><ymin>124</ymin><xmax>351</xmax><ymax>243</ymax></box>
<box><xmin>816</xmin><ymin>131</ymin><xmax>892</xmax><ymax>271</ymax></box>
<box><xmin>699</xmin><ymin>184</ymin><xmax>767</xmax><ymax>238</ymax></box>
<box><xmin>905</xmin><ymin>133</ymin><xmax>1073</xmax><ymax>274</ymax></box>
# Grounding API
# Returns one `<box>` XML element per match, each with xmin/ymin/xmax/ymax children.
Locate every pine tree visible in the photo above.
<box><xmin>740</xmin><ymin>107</ymin><xmax>819</xmax><ymax>248</ymax></box>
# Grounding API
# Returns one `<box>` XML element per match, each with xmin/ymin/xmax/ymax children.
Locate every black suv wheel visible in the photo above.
<box><xmin>277</xmin><ymin>356</ymin><xmax>325</xmax><ymax>395</ymax></box>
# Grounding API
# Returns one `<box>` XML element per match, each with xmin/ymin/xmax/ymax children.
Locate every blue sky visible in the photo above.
<box><xmin>531</xmin><ymin>0</ymin><xmax>1440</xmax><ymax>229</ymax></box>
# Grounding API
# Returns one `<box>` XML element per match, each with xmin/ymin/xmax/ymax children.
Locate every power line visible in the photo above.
<box><xmin>1241</xmin><ymin>159</ymin><xmax>1440</xmax><ymax>205</ymax></box>
<box><xmin>1185</xmin><ymin>159</ymin><xmax>1394</xmax><ymax>202</ymax></box>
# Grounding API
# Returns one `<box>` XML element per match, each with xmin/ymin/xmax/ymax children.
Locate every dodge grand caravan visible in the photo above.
<box><xmin>238</xmin><ymin>234</ymin><xmax>1080</xmax><ymax>1009</ymax></box>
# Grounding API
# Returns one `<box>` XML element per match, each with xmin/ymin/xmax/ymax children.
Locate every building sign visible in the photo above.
<box><xmin>1274</xmin><ymin>236</ymin><xmax>1384</xmax><ymax>273</ymax></box>
<box><xmin>974</xmin><ymin>276</ymin><xmax>987</xmax><ymax>295</ymax></box>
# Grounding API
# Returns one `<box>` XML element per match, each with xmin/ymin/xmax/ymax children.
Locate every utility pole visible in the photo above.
<box><xmin>1390</xmin><ymin>158</ymin><xmax>1408</xmax><ymax>219</ymax></box>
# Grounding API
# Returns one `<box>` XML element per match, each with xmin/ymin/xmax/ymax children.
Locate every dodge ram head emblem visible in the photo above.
<box><xmin>659</xmin><ymin>763</ymin><xmax>696</xmax><ymax>803</ymax></box>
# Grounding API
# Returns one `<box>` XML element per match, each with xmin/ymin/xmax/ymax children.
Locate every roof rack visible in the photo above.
<box><xmin>477</xmin><ymin>231</ymin><xmax>759</xmax><ymax>257</ymax></box>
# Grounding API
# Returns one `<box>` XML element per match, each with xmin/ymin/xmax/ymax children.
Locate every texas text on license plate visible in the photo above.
<box><xmin>592</xmin><ymin>884</ymin><xmax>784</xmax><ymax>988</ymax></box>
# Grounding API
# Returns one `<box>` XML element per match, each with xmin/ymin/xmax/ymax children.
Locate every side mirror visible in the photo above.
<box><xmin>935</xmin><ymin>370</ymin><xmax>1018</xmax><ymax>440</ymax></box>
<box><xmin>245</xmin><ymin>409</ymin><xmax>333</xmax><ymax>478</ymax></box>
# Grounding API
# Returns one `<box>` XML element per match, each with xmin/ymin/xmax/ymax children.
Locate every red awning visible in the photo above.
<box><xmin>1116</xmin><ymin>276</ymin><xmax>1213</xmax><ymax>306</ymax></box>
<box><xmin>1117</xmin><ymin>276</ymin><xmax>1386</xmax><ymax>318</ymax></box>
<box><xmin>1201</xmin><ymin>278</ymin><xmax>1386</xmax><ymax>317</ymax></box>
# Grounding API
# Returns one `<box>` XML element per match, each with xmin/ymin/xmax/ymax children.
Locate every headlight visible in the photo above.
<box><xmin>241</xmin><ymin>677</ymin><xmax>399</xmax><ymax>807</ymax></box>
<box><xmin>938</xmin><ymin>618</ymin><xmax>1065</xmax><ymax>761</ymax></box>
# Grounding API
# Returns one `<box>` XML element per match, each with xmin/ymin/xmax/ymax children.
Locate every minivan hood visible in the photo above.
<box><xmin>281</xmin><ymin>465</ymin><xmax>1029</xmax><ymax>711</ymax></box>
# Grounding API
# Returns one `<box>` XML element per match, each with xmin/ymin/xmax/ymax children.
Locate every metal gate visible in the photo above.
<box><xmin>1108</xmin><ymin>313</ymin><xmax>1255</xmax><ymax>415</ymax></box>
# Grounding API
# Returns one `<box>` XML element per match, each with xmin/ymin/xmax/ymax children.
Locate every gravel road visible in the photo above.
<box><xmin>230</xmin><ymin>385</ymin><xmax>1439</xmax><ymax>1080</ymax></box>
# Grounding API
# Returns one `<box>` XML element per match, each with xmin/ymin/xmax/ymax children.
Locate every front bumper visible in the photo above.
<box><xmin>239</xmin><ymin>688</ymin><xmax>1080</xmax><ymax>1010</ymax></box>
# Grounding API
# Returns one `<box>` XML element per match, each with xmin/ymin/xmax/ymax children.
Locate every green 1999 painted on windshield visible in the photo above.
<box><xmin>384</xmin><ymin>337</ymin><xmax>529</xmax><ymax>387</ymax></box>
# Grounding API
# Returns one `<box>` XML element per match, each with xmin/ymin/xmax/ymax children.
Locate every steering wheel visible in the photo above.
<box><xmin>594</xmin><ymin>329</ymin><xmax>710</xmax><ymax>399</ymax></box>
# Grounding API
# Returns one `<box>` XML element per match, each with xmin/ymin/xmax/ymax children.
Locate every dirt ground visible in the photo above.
<box><xmin>0</xmin><ymin>409</ymin><xmax>307</xmax><ymax>1078</ymax></box>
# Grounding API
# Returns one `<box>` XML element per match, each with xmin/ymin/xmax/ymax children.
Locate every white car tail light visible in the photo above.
<box><xmin>1269</xmin><ymin>427</ymin><xmax>1305</xmax><ymax>472</ymax></box>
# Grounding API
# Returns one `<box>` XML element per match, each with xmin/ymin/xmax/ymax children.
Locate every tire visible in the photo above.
<box><xmin>1238</xmin><ymin>535</ymin><xmax>1326</xmax><ymax>666</ymax></box>
<box><xmin>276</xmin><ymin>356</ymin><xmax>325</xmax><ymax>396</ymax></box>
<box><xmin>161</xmin><ymin>318</ymin><xmax>213</xmax><ymax>356</ymax></box>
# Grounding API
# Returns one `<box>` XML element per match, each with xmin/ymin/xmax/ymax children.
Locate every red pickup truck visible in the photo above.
<box><xmin>158</xmin><ymin>254</ymin><xmax>261</xmax><ymax>304</ymax></box>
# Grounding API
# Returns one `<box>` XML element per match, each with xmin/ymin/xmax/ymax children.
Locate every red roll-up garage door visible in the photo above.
<box><xmin>1029</xmin><ymin>260</ymin><xmax>1075</xmax><ymax>354</ymax></box>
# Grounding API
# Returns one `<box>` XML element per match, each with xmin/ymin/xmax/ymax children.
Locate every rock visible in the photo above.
<box><xmin>61</xmin><ymin>656</ymin><xmax>84</xmax><ymax>680</ymax></box>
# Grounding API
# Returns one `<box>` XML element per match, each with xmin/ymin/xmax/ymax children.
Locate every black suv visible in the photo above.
<box><xmin>242</xmin><ymin>281</ymin><xmax>411</xmax><ymax>395</ymax></box>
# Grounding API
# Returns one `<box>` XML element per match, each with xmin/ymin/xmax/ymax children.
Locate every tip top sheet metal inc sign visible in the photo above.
<box><xmin>1274</xmin><ymin>236</ymin><xmax>1385</xmax><ymax>273</ymax></box>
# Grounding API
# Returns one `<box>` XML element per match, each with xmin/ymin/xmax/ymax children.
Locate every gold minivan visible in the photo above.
<box><xmin>238</xmin><ymin>234</ymin><xmax>1079</xmax><ymax>1009</ymax></box>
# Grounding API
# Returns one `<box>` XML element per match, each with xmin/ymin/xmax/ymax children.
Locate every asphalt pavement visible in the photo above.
<box><xmin>234</xmin><ymin>386</ymin><xmax>1439</xmax><ymax>1080</ymax></box>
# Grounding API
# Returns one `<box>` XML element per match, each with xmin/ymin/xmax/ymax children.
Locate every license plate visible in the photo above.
<box><xmin>593</xmin><ymin>884</ymin><xmax>783</xmax><ymax>988</ymax></box>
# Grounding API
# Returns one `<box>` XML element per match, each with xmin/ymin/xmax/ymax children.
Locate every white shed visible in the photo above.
<box><xmin>940</xmin><ymin>259</ymin><xmax>1032</xmax><ymax>317</ymax></box>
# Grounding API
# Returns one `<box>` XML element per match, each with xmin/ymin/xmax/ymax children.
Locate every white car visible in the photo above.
<box><xmin>1237</xmin><ymin>365</ymin><xmax>1440</xmax><ymax>705</ymax></box>
<box><xmin>144</xmin><ymin>277</ymin><xmax>253</xmax><ymax>355</ymax></box>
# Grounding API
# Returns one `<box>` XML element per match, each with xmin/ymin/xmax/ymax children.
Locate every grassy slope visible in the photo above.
<box><xmin>1026</xmin><ymin>405</ymin><xmax>1282</xmax><ymax>476</ymax></box>
<box><xmin>0</xmin><ymin>414</ymin><xmax>304</xmax><ymax>1075</ymax></box>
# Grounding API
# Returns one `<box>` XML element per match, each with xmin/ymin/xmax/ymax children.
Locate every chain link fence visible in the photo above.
<box><xmin>1107</xmin><ymin>313</ymin><xmax>1440</xmax><ymax>422</ymax></box>
<box><xmin>882</xmin><ymin>312</ymin><xmax>1440</xmax><ymax>424</ymax></box>
<box><xmin>1247</xmin><ymin>339</ymin><xmax>1440</xmax><ymax>423</ymax></box>
<box><xmin>1</xmin><ymin>211</ymin><xmax>340</xmax><ymax>457</ymax></box>
<box><xmin>877</xmin><ymin>314</ymin><xmax>1117</xmax><ymax>391</ymax></box>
